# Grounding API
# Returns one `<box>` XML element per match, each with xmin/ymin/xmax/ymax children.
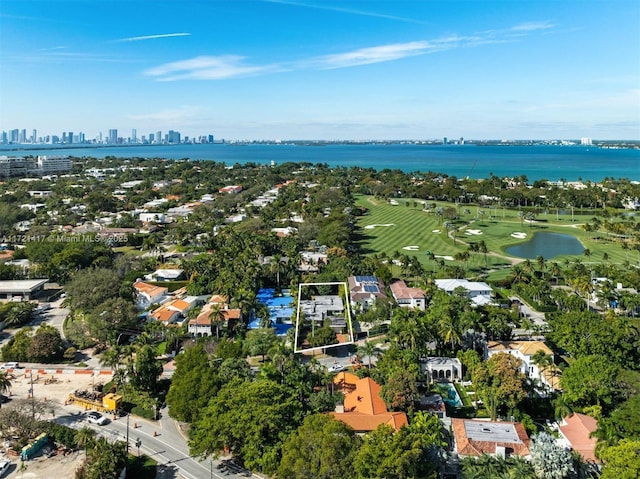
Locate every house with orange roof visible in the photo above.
<box><xmin>390</xmin><ymin>279</ymin><xmax>425</xmax><ymax>310</ymax></box>
<box><xmin>133</xmin><ymin>280</ymin><xmax>168</xmax><ymax>308</ymax></box>
<box><xmin>188</xmin><ymin>300</ymin><xmax>242</xmax><ymax>337</ymax></box>
<box><xmin>558</xmin><ymin>413</ymin><xmax>599</xmax><ymax>463</ymax></box>
<box><xmin>452</xmin><ymin>418</ymin><xmax>531</xmax><ymax>458</ymax></box>
<box><xmin>149</xmin><ymin>297</ymin><xmax>196</xmax><ymax>324</ymax></box>
<box><xmin>330</xmin><ymin>376</ymin><xmax>408</xmax><ymax>434</ymax></box>
<box><xmin>486</xmin><ymin>340</ymin><xmax>561</xmax><ymax>393</ymax></box>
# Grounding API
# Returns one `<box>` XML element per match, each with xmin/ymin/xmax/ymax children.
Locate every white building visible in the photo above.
<box><xmin>37</xmin><ymin>156</ymin><xmax>72</xmax><ymax>174</ymax></box>
<box><xmin>485</xmin><ymin>341</ymin><xmax>560</xmax><ymax>393</ymax></box>
<box><xmin>434</xmin><ymin>279</ymin><xmax>494</xmax><ymax>306</ymax></box>
<box><xmin>390</xmin><ymin>280</ymin><xmax>425</xmax><ymax>310</ymax></box>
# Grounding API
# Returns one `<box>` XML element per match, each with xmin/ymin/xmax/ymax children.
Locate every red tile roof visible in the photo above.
<box><xmin>331</xmin><ymin>376</ymin><xmax>408</xmax><ymax>433</ymax></box>
<box><xmin>559</xmin><ymin>413</ymin><xmax>598</xmax><ymax>462</ymax></box>
<box><xmin>452</xmin><ymin>418</ymin><xmax>530</xmax><ymax>457</ymax></box>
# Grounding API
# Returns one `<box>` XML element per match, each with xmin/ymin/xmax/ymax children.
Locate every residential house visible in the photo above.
<box><xmin>434</xmin><ymin>279</ymin><xmax>494</xmax><ymax>306</ymax></box>
<box><xmin>390</xmin><ymin>280</ymin><xmax>425</xmax><ymax>310</ymax></box>
<box><xmin>149</xmin><ymin>297</ymin><xmax>196</xmax><ymax>325</ymax></box>
<box><xmin>348</xmin><ymin>275</ymin><xmax>387</xmax><ymax>311</ymax></box>
<box><xmin>133</xmin><ymin>281</ymin><xmax>168</xmax><ymax>309</ymax></box>
<box><xmin>145</xmin><ymin>269</ymin><xmax>185</xmax><ymax>282</ymax></box>
<box><xmin>485</xmin><ymin>341</ymin><xmax>561</xmax><ymax>392</ymax></box>
<box><xmin>421</xmin><ymin>357</ymin><xmax>462</xmax><ymax>382</ymax></box>
<box><xmin>188</xmin><ymin>297</ymin><xmax>241</xmax><ymax>337</ymax></box>
<box><xmin>299</xmin><ymin>295</ymin><xmax>346</xmax><ymax>330</ymax></box>
<box><xmin>330</xmin><ymin>372</ymin><xmax>408</xmax><ymax>433</ymax></box>
<box><xmin>452</xmin><ymin>418</ymin><xmax>531</xmax><ymax>457</ymax></box>
<box><xmin>558</xmin><ymin>413</ymin><xmax>599</xmax><ymax>463</ymax></box>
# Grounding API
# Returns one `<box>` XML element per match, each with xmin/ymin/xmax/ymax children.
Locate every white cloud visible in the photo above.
<box><xmin>264</xmin><ymin>0</ymin><xmax>430</xmax><ymax>25</ymax></box>
<box><xmin>114</xmin><ymin>32</ymin><xmax>191</xmax><ymax>42</ymax></box>
<box><xmin>145</xmin><ymin>21</ymin><xmax>556</xmax><ymax>80</ymax></box>
<box><xmin>144</xmin><ymin>55</ymin><xmax>280</xmax><ymax>81</ymax></box>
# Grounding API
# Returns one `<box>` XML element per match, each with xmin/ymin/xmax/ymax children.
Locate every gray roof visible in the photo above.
<box><xmin>0</xmin><ymin>279</ymin><xmax>48</xmax><ymax>293</ymax></box>
<box><xmin>463</xmin><ymin>420</ymin><xmax>523</xmax><ymax>444</ymax></box>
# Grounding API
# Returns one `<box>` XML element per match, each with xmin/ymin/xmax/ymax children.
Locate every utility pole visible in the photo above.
<box><xmin>29</xmin><ymin>371</ymin><xmax>35</xmax><ymax>418</ymax></box>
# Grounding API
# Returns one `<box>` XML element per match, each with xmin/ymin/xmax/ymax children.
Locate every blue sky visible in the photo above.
<box><xmin>1</xmin><ymin>0</ymin><xmax>639</xmax><ymax>140</ymax></box>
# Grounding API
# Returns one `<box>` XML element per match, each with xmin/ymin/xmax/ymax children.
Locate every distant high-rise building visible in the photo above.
<box><xmin>208</xmin><ymin>134</ymin><xmax>214</xmax><ymax>143</ymax></box>
<box><xmin>156</xmin><ymin>131</ymin><xmax>162</xmax><ymax>144</ymax></box>
<box><xmin>19</xmin><ymin>129</ymin><xmax>27</xmax><ymax>143</ymax></box>
<box><xmin>67</xmin><ymin>131</ymin><xmax>73</xmax><ymax>144</ymax></box>
<box><xmin>443</xmin><ymin>137</ymin><xmax>448</xmax><ymax>145</ymax></box>
<box><xmin>149</xmin><ymin>133</ymin><xmax>155</xmax><ymax>143</ymax></box>
<box><xmin>108</xmin><ymin>129</ymin><xmax>118</xmax><ymax>144</ymax></box>
<box><xmin>10</xmin><ymin>129</ymin><xmax>19</xmax><ymax>143</ymax></box>
<box><xmin>1</xmin><ymin>132</ymin><xmax>7</xmax><ymax>144</ymax></box>
<box><xmin>581</xmin><ymin>137</ymin><xmax>592</xmax><ymax>146</ymax></box>
<box><xmin>131</xmin><ymin>129</ymin><xmax>137</xmax><ymax>143</ymax></box>
<box><xmin>32</xmin><ymin>129</ymin><xmax>37</xmax><ymax>143</ymax></box>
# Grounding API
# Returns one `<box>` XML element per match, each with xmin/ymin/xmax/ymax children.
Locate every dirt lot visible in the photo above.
<box><xmin>1</xmin><ymin>369</ymin><xmax>113</xmax><ymax>478</ymax></box>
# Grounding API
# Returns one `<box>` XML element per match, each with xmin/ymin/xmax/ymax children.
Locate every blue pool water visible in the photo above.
<box><xmin>438</xmin><ymin>382</ymin><xmax>463</xmax><ymax>407</ymax></box>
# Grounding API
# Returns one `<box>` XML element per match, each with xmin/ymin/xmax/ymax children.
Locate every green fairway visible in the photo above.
<box><xmin>355</xmin><ymin>195</ymin><xmax>637</xmax><ymax>274</ymax></box>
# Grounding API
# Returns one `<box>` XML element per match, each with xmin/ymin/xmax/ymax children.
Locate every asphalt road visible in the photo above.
<box><xmin>53</xmin><ymin>403</ymin><xmax>261</xmax><ymax>479</ymax></box>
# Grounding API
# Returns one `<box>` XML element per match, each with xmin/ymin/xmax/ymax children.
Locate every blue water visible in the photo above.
<box><xmin>1</xmin><ymin>143</ymin><xmax>638</xmax><ymax>181</ymax></box>
<box><xmin>505</xmin><ymin>232</ymin><xmax>585</xmax><ymax>259</ymax></box>
<box><xmin>438</xmin><ymin>382</ymin><xmax>463</xmax><ymax>407</ymax></box>
<box><xmin>248</xmin><ymin>288</ymin><xmax>294</xmax><ymax>336</ymax></box>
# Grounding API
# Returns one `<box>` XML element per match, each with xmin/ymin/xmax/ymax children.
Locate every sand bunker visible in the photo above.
<box><xmin>402</xmin><ymin>245</ymin><xmax>420</xmax><ymax>251</ymax></box>
<box><xmin>511</xmin><ymin>232</ymin><xmax>527</xmax><ymax>239</ymax></box>
<box><xmin>465</xmin><ymin>229</ymin><xmax>483</xmax><ymax>235</ymax></box>
<box><xmin>389</xmin><ymin>200</ymin><xmax>399</xmax><ymax>205</ymax></box>
<box><xmin>432</xmin><ymin>229</ymin><xmax>441</xmax><ymax>233</ymax></box>
<box><xmin>364</xmin><ymin>223</ymin><xmax>395</xmax><ymax>229</ymax></box>
<box><xmin>435</xmin><ymin>255</ymin><xmax>455</xmax><ymax>261</ymax></box>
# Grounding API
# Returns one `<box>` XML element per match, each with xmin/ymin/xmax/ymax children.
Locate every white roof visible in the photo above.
<box><xmin>435</xmin><ymin>279</ymin><xmax>492</xmax><ymax>292</ymax></box>
<box><xmin>0</xmin><ymin>279</ymin><xmax>48</xmax><ymax>293</ymax></box>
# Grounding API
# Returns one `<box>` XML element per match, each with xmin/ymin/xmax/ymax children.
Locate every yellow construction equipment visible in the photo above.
<box><xmin>67</xmin><ymin>390</ymin><xmax>122</xmax><ymax>413</ymax></box>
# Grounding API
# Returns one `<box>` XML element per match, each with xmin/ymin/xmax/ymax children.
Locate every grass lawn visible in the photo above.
<box><xmin>355</xmin><ymin>195</ymin><xmax>635</xmax><ymax>271</ymax></box>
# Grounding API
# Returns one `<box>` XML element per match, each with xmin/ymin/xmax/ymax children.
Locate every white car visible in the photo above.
<box><xmin>0</xmin><ymin>363</ymin><xmax>18</xmax><ymax>370</ymax></box>
<box><xmin>0</xmin><ymin>460</ymin><xmax>10</xmax><ymax>477</ymax></box>
<box><xmin>86</xmin><ymin>411</ymin><xmax>108</xmax><ymax>426</ymax></box>
<box><xmin>329</xmin><ymin>364</ymin><xmax>344</xmax><ymax>373</ymax></box>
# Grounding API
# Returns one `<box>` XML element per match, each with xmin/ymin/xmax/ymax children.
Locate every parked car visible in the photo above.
<box><xmin>86</xmin><ymin>411</ymin><xmax>108</xmax><ymax>426</ymax></box>
<box><xmin>0</xmin><ymin>362</ymin><xmax>19</xmax><ymax>370</ymax></box>
<box><xmin>0</xmin><ymin>460</ymin><xmax>10</xmax><ymax>477</ymax></box>
<box><xmin>329</xmin><ymin>364</ymin><xmax>344</xmax><ymax>373</ymax></box>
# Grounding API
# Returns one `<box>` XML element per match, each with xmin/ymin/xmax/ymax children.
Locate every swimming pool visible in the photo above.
<box><xmin>438</xmin><ymin>382</ymin><xmax>463</xmax><ymax>407</ymax></box>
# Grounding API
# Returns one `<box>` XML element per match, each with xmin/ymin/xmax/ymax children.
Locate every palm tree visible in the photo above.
<box><xmin>208</xmin><ymin>304</ymin><xmax>226</xmax><ymax>340</ymax></box>
<box><xmin>74</xmin><ymin>426</ymin><xmax>96</xmax><ymax>459</ymax></box>
<box><xmin>356</xmin><ymin>341</ymin><xmax>380</xmax><ymax>369</ymax></box>
<box><xmin>0</xmin><ymin>371</ymin><xmax>11</xmax><ymax>408</ymax></box>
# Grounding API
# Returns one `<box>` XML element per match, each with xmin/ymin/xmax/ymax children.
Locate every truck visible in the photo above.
<box><xmin>67</xmin><ymin>390</ymin><xmax>122</xmax><ymax>413</ymax></box>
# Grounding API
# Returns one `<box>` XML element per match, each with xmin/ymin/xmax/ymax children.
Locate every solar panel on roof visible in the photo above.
<box><xmin>363</xmin><ymin>284</ymin><xmax>379</xmax><ymax>293</ymax></box>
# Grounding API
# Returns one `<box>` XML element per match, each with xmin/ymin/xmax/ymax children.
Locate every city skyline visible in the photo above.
<box><xmin>1</xmin><ymin>1</ymin><xmax>639</xmax><ymax>141</ymax></box>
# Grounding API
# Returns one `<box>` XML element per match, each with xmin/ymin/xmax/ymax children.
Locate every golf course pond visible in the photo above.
<box><xmin>506</xmin><ymin>232</ymin><xmax>584</xmax><ymax>259</ymax></box>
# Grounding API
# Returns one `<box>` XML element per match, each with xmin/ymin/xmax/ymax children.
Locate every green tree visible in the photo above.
<box><xmin>560</xmin><ymin>355</ymin><xmax>620</xmax><ymax>410</ymax></box>
<box><xmin>26</xmin><ymin>325</ymin><xmax>63</xmax><ymax>363</ymax></box>
<box><xmin>0</xmin><ymin>371</ymin><xmax>12</xmax><ymax>408</ymax></box>
<box><xmin>244</xmin><ymin>328</ymin><xmax>278</xmax><ymax>362</ymax></box>
<box><xmin>598</xmin><ymin>439</ymin><xmax>640</xmax><ymax>479</ymax></box>
<box><xmin>380</xmin><ymin>367</ymin><xmax>420</xmax><ymax>414</ymax></box>
<box><xmin>74</xmin><ymin>426</ymin><xmax>96</xmax><ymax>459</ymax></box>
<box><xmin>277</xmin><ymin>414</ymin><xmax>360</xmax><ymax>479</ymax></box>
<box><xmin>64</xmin><ymin>267</ymin><xmax>122</xmax><ymax>312</ymax></box>
<box><xmin>132</xmin><ymin>344</ymin><xmax>163</xmax><ymax>393</ymax></box>
<box><xmin>166</xmin><ymin>343</ymin><xmax>220</xmax><ymax>423</ymax></box>
<box><xmin>472</xmin><ymin>352</ymin><xmax>528</xmax><ymax>420</ymax></box>
<box><xmin>354</xmin><ymin>412</ymin><xmax>446</xmax><ymax>479</ymax></box>
<box><xmin>189</xmin><ymin>378</ymin><xmax>305</xmax><ymax>474</ymax></box>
